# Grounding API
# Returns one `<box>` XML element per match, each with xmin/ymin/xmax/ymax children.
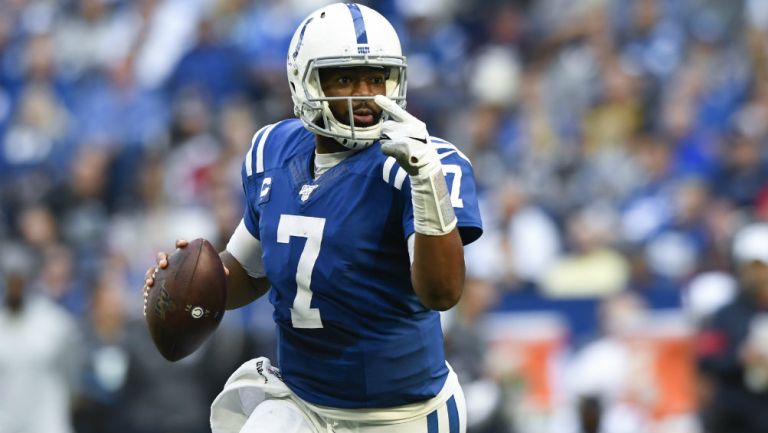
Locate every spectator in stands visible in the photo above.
<box><xmin>74</xmin><ymin>271</ymin><xmax>130</xmax><ymax>433</ymax></box>
<box><xmin>542</xmin><ymin>204</ymin><xmax>629</xmax><ymax>298</ymax></box>
<box><xmin>567</xmin><ymin>291</ymin><xmax>651</xmax><ymax>433</ymax></box>
<box><xmin>0</xmin><ymin>244</ymin><xmax>82</xmax><ymax>433</ymax></box>
<box><xmin>166</xmin><ymin>14</ymin><xmax>249</xmax><ymax>107</ymax></box>
<box><xmin>710</xmin><ymin>122</ymin><xmax>768</xmax><ymax>210</ymax></box>
<box><xmin>697</xmin><ymin>223</ymin><xmax>768</xmax><ymax>433</ymax></box>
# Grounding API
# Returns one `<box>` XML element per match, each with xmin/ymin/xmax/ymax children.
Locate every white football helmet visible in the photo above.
<box><xmin>286</xmin><ymin>3</ymin><xmax>407</xmax><ymax>149</ymax></box>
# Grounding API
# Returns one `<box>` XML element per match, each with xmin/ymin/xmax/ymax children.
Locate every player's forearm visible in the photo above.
<box><xmin>220</xmin><ymin>250</ymin><xmax>270</xmax><ymax>310</ymax></box>
<box><xmin>411</xmin><ymin>229</ymin><xmax>465</xmax><ymax>311</ymax></box>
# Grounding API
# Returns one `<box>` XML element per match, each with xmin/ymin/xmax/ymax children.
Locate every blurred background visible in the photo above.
<box><xmin>2</xmin><ymin>0</ymin><xmax>768</xmax><ymax>432</ymax></box>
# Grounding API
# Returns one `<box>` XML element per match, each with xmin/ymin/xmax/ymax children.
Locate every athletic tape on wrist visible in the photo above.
<box><xmin>411</xmin><ymin>164</ymin><xmax>457</xmax><ymax>236</ymax></box>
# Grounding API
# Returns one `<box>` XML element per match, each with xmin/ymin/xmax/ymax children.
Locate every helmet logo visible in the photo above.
<box><xmin>346</xmin><ymin>4</ymin><xmax>370</xmax><ymax>56</ymax></box>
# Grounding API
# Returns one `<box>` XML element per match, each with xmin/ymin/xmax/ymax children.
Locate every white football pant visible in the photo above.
<box><xmin>211</xmin><ymin>357</ymin><xmax>466</xmax><ymax>433</ymax></box>
<box><xmin>239</xmin><ymin>393</ymin><xmax>466</xmax><ymax>433</ymax></box>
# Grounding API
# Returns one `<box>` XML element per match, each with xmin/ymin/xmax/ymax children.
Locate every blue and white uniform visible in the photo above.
<box><xmin>211</xmin><ymin>119</ymin><xmax>482</xmax><ymax>433</ymax></box>
<box><xmin>240</xmin><ymin>118</ymin><xmax>481</xmax><ymax>407</ymax></box>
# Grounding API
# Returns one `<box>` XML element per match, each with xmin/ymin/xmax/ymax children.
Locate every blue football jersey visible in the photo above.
<box><xmin>239</xmin><ymin>119</ymin><xmax>482</xmax><ymax>408</ymax></box>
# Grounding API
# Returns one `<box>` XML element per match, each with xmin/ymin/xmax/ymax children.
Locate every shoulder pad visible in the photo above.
<box><xmin>244</xmin><ymin>119</ymin><xmax>308</xmax><ymax>177</ymax></box>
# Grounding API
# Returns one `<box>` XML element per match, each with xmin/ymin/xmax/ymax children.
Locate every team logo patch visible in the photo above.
<box><xmin>259</xmin><ymin>177</ymin><xmax>272</xmax><ymax>203</ymax></box>
<box><xmin>185</xmin><ymin>304</ymin><xmax>212</xmax><ymax>319</ymax></box>
<box><xmin>299</xmin><ymin>184</ymin><xmax>319</xmax><ymax>202</ymax></box>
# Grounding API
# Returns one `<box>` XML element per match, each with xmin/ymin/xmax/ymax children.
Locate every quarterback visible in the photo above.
<box><xmin>145</xmin><ymin>3</ymin><xmax>482</xmax><ymax>432</ymax></box>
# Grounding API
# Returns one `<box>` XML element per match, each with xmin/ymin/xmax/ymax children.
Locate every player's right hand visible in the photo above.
<box><xmin>142</xmin><ymin>239</ymin><xmax>230</xmax><ymax>316</ymax></box>
<box><xmin>143</xmin><ymin>239</ymin><xmax>188</xmax><ymax>316</ymax></box>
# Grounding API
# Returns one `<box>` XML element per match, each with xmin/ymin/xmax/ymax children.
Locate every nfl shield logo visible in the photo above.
<box><xmin>299</xmin><ymin>184</ymin><xmax>319</xmax><ymax>202</ymax></box>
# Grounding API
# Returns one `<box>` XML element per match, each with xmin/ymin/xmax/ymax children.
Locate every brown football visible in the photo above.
<box><xmin>145</xmin><ymin>238</ymin><xmax>227</xmax><ymax>361</ymax></box>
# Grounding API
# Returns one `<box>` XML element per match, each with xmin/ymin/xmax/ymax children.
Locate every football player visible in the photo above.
<box><xmin>144</xmin><ymin>3</ymin><xmax>482</xmax><ymax>432</ymax></box>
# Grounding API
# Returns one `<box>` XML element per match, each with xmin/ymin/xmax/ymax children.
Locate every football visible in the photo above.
<box><xmin>145</xmin><ymin>238</ymin><xmax>227</xmax><ymax>361</ymax></box>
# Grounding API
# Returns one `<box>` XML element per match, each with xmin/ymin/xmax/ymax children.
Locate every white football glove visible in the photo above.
<box><xmin>375</xmin><ymin>95</ymin><xmax>457</xmax><ymax>236</ymax></box>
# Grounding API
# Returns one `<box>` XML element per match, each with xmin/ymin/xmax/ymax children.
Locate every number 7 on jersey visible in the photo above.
<box><xmin>277</xmin><ymin>214</ymin><xmax>325</xmax><ymax>329</ymax></box>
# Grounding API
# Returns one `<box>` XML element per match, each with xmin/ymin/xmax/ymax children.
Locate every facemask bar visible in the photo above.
<box><xmin>315</xmin><ymin>96</ymin><xmax>385</xmax><ymax>140</ymax></box>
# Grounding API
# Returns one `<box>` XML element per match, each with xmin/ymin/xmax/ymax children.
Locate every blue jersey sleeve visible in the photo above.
<box><xmin>401</xmin><ymin>138</ymin><xmax>483</xmax><ymax>245</ymax></box>
<box><xmin>240</xmin><ymin>125</ymin><xmax>278</xmax><ymax>240</ymax></box>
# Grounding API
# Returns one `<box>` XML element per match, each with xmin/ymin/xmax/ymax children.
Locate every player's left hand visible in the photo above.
<box><xmin>375</xmin><ymin>95</ymin><xmax>456</xmax><ymax>236</ymax></box>
<box><xmin>375</xmin><ymin>95</ymin><xmax>440</xmax><ymax>178</ymax></box>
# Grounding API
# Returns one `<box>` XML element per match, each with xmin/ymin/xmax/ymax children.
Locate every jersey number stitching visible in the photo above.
<box><xmin>442</xmin><ymin>164</ymin><xmax>464</xmax><ymax>208</ymax></box>
<box><xmin>277</xmin><ymin>214</ymin><xmax>325</xmax><ymax>329</ymax></box>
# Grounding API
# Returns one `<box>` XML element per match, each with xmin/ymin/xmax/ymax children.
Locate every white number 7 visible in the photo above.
<box><xmin>277</xmin><ymin>214</ymin><xmax>325</xmax><ymax>329</ymax></box>
<box><xmin>442</xmin><ymin>164</ymin><xmax>464</xmax><ymax>208</ymax></box>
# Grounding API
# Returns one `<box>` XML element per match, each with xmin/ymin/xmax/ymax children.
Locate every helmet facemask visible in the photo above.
<box><xmin>295</xmin><ymin>57</ymin><xmax>407</xmax><ymax>149</ymax></box>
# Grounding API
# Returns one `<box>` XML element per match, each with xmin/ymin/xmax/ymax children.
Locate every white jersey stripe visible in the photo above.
<box><xmin>431</xmin><ymin>136</ymin><xmax>471</xmax><ymax>166</ymax></box>
<box><xmin>437</xmin><ymin>402</ymin><xmax>450</xmax><ymax>433</ymax></box>
<box><xmin>394</xmin><ymin>167</ymin><xmax>407</xmax><ymax>190</ymax></box>
<box><xmin>245</xmin><ymin>124</ymin><xmax>271</xmax><ymax>177</ymax></box>
<box><xmin>382</xmin><ymin>156</ymin><xmax>397</xmax><ymax>183</ymax></box>
<box><xmin>256</xmin><ymin>123</ymin><xmax>278</xmax><ymax>174</ymax></box>
<box><xmin>434</xmin><ymin>145</ymin><xmax>471</xmax><ymax>165</ymax></box>
<box><xmin>438</xmin><ymin>150</ymin><xmax>457</xmax><ymax>160</ymax></box>
<box><xmin>455</xmin><ymin>387</ymin><xmax>468</xmax><ymax>433</ymax></box>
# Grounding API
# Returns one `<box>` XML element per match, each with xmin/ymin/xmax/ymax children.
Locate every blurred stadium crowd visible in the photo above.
<box><xmin>2</xmin><ymin>0</ymin><xmax>768</xmax><ymax>432</ymax></box>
